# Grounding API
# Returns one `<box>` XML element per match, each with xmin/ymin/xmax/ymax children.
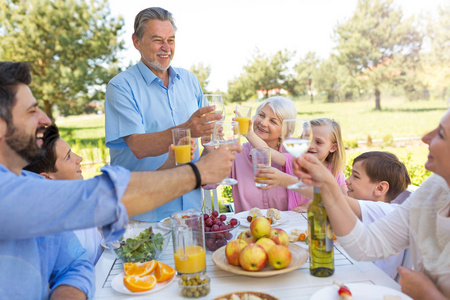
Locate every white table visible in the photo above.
<box><xmin>94</xmin><ymin>212</ymin><xmax>401</xmax><ymax>299</ymax></box>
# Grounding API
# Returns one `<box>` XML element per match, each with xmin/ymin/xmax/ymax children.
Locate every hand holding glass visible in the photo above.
<box><xmin>281</xmin><ymin>118</ymin><xmax>312</xmax><ymax>189</ymax></box>
<box><xmin>235</xmin><ymin>105</ymin><xmax>252</xmax><ymax>136</ymax></box>
<box><xmin>202</xmin><ymin>94</ymin><xmax>224</xmax><ymax>147</ymax></box>
<box><xmin>172</xmin><ymin>128</ymin><xmax>191</xmax><ymax>165</ymax></box>
<box><xmin>213</xmin><ymin>120</ymin><xmax>240</xmax><ymax>185</ymax></box>
<box><xmin>251</xmin><ymin>147</ymin><xmax>271</xmax><ymax>187</ymax></box>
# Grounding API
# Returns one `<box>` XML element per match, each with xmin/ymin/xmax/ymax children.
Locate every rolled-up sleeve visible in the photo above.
<box><xmin>0</xmin><ymin>165</ymin><xmax>130</xmax><ymax>241</ymax></box>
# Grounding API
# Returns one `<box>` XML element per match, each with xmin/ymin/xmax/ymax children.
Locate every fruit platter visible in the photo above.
<box><xmin>212</xmin><ymin>216</ymin><xmax>308</xmax><ymax>277</ymax></box>
<box><xmin>235</xmin><ymin>208</ymin><xmax>289</xmax><ymax>227</ymax></box>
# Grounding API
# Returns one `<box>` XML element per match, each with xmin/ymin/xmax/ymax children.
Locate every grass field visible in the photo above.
<box><xmin>55</xmin><ymin>97</ymin><xmax>446</xmax><ymax>182</ymax></box>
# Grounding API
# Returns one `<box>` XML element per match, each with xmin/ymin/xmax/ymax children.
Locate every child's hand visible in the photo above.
<box><xmin>255</xmin><ymin>167</ymin><xmax>283</xmax><ymax>189</ymax></box>
<box><xmin>157</xmin><ymin>145</ymin><xmax>176</xmax><ymax>170</ymax></box>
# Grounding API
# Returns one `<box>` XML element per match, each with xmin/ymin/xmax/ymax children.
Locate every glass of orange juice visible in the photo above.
<box><xmin>251</xmin><ymin>147</ymin><xmax>271</xmax><ymax>187</ymax></box>
<box><xmin>170</xmin><ymin>209</ymin><xmax>206</xmax><ymax>275</ymax></box>
<box><xmin>235</xmin><ymin>105</ymin><xmax>252</xmax><ymax>136</ymax></box>
<box><xmin>172</xmin><ymin>128</ymin><xmax>191</xmax><ymax>165</ymax></box>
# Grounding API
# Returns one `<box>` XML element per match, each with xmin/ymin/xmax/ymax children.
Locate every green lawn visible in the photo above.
<box><xmin>55</xmin><ymin>97</ymin><xmax>445</xmax><ymax>183</ymax></box>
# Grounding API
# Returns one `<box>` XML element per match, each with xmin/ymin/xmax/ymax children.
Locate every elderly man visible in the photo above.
<box><xmin>105</xmin><ymin>7</ymin><xmax>221</xmax><ymax>221</ymax></box>
<box><xmin>0</xmin><ymin>61</ymin><xmax>238</xmax><ymax>299</ymax></box>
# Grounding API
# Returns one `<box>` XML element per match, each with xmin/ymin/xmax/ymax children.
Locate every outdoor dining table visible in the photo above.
<box><xmin>94</xmin><ymin>211</ymin><xmax>402</xmax><ymax>299</ymax></box>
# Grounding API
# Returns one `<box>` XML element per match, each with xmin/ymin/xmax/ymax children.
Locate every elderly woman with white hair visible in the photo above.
<box><xmin>220</xmin><ymin>96</ymin><xmax>301</xmax><ymax>212</ymax></box>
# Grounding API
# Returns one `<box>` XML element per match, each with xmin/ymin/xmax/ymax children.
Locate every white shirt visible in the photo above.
<box><xmin>358</xmin><ymin>200</ymin><xmax>412</xmax><ymax>280</ymax></box>
<box><xmin>340</xmin><ymin>174</ymin><xmax>450</xmax><ymax>298</ymax></box>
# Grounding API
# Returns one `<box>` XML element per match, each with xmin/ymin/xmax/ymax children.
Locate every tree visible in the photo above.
<box><xmin>294</xmin><ymin>52</ymin><xmax>320</xmax><ymax>103</ymax></box>
<box><xmin>333</xmin><ymin>0</ymin><xmax>422</xmax><ymax>110</ymax></box>
<box><xmin>0</xmin><ymin>0</ymin><xmax>125</xmax><ymax>120</ymax></box>
<box><xmin>190</xmin><ymin>63</ymin><xmax>211</xmax><ymax>93</ymax></box>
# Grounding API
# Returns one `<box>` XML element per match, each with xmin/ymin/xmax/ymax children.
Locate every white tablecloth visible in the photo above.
<box><xmin>94</xmin><ymin>212</ymin><xmax>401</xmax><ymax>299</ymax></box>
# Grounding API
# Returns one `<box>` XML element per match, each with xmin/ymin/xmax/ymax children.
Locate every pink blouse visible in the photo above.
<box><xmin>230</xmin><ymin>143</ymin><xmax>289</xmax><ymax>213</ymax></box>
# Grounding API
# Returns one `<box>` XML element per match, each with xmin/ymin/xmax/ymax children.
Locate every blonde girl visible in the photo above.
<box><xmin>253</xmin><ymin>118</ymin><xmax>347</xmax><ymax>212</ymax></box>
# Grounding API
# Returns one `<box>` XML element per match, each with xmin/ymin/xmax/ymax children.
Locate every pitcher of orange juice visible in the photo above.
<box><xmin>170</xmin><ymin>209</ymin><xmax>206</xmax><ymax>275</ymax></box>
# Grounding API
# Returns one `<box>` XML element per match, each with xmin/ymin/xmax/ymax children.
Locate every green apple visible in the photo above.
<box><xmin>250</xmin><ymin>216</ymin><xmax>271</xmax><ymax>239</ymax></box>
<box><xmin>239</xmin><ymin>243</ymin><xmax>267</xmax><ymax>271</ymax></box>
<box><xmin>267</xmin><ymin>245</ymin><xmax>292</xmax><ymax>270</ymax></box>
<box><xmin>269</xmin><ymin>228</ymin><xmax>290</xmax><ymax>247</ymax></box>
<box><xmin>237</xmin><ymin>230</ymin><xmax>257</xmax><ymax>244</ymax></box>
<box><xmin>225</xmin><ymin>239</ymin><xmax>248</xmax><ymax>266</ymax></box>
<box><xmin>255</xmin><ymin>237</ymin><xmax>276</xmax><ymax>254</ymax></box>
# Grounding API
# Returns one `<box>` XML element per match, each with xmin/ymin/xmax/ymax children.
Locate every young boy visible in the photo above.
<box><xmin>344</xmin><ymin>151</ymin><xmax>412</xmax><ymax>281</ymax></box>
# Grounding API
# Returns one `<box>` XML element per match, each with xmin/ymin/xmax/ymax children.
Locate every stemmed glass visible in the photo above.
<box><xmin>213</xmin><ymin>120</ymin><xmax>240</xmax><ymax>185</ymax></box>
<box><xmin>202</xmin><ymin>94</ymin><xmax>224</xmax><ymax>147</ymax></box>
<box><xmin>281</xmin><ymin>118</ymin><xmax>313</xmax><ymax>189</ymax></box>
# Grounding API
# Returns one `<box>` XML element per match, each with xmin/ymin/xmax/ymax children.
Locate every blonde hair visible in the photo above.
<box><xmin>310</xmin><ymin>118</ymin><xmax>345</xmax><ymax>178</ymax></box>
<box><xmin>253</xmin><ymin>96</ymin><xmax>297</xmax><ymax>124</ymax></box>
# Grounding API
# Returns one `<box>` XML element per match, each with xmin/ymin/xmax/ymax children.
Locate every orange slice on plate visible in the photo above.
<box><xmin>123</xmin><ymin>274</ymin><xmax>157</xmax><ymax>293</ymax></box>
<box><xmin>124</xmin><ymin>260</ymin><xmax>157</xmax><ymax>276</ymax></box>
<box><xmin>154</xmin><ymin>261</ymin><xmax>175</xmax><ymax>282</ymax></box>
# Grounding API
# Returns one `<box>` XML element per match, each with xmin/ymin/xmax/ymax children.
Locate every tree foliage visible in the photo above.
<box><xmin>294</xmin><ymin>52</ymin><xmax>320</xmax><ymax>102</ymax></box>
<box><xmin>0</xmin><ymin>0</ymin><xmax>125</xmax><ymax>119</ymax></box>
<box><xmin>333</xmin><ymin>0</ymin><xmax>422</xmax><ymax>110</ymax></box>
<box><xmin>190</xmin><ymin>62</ymin><xmax>211</xmax><ymax>93</ymax></box>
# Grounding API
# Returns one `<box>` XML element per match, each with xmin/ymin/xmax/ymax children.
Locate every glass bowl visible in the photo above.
<box><xmin>106</xmin><ymin>221</ymin><xmax>171</xmax><ymax>263</ymax></box>
<box><xmin>204</xmin><ymin>219</ymin><xmax>240</xmax><ymax>252</ymax></box>
<box><xmin>178</xmin><ymin>274</ymin><xmax>210</xmax><ymax>298</ymax></box>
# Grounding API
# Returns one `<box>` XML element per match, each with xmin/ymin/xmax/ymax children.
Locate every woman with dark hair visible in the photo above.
<box><xmin>25</xmin><ymin>125</ymin><xmax>102</xmax><ymax>264</ymax></box>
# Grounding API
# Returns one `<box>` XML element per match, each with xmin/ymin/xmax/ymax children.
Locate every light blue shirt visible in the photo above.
<box><xmin>0</xmin><ymin>165</ymin><xmax>130</xmax><ymax>299</ymax></box>
<box><xmin>105</xmin><ymin>61</ymin><xmax>203</xmax><ymax>221</ymax></box>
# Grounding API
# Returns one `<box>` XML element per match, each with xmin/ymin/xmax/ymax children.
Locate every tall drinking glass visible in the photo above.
<box><xmin>202</xmin><ymin>94</ymin><xmax>224</xmax><ymax>147</ymax></box>
<box><xmin>251</xmin><ymin>147</ymin><xmax>271</xmax><ymax>187</ymax></box>
<box><xmin>213</xmin><ymin>120</ymin><xmax>240</xmax><ymax>185</ymax></box>
<box><xmin>235</xmin><ymin>105</ymin><xmax>252</xmax><ymax>136</ymax></box>
<box><xmin>281</xmin><ymin>118</ymin><xmax>313</xmax><ymax>189</ymax></box>
<box><xmin>172</xmin><ymin>128</ymin><xmax>191</xmax><ymax>165</ymax></box>
<box><xmin>170</xmin><ymin>209</ymin><xmax>206</xmax><ymax>276</ymax></box>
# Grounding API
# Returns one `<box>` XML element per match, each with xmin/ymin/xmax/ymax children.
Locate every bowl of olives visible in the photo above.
<box><xmin>178</xmin><ymin>274</ymin><xmax>210</xmax><ymax>298</ymax></box>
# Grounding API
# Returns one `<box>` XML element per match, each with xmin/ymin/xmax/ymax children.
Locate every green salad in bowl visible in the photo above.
<box><xmin>106</xmin><ymin>221</ymin><xmax>171</xmax><ymax>263</ymax></box>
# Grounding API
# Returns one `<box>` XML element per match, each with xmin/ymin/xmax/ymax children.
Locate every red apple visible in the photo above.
<box><xmin>239</xmin><ymin>243</ymin><xmax>268</xmax><ymax>272</ymax></box>
<box><xmin>255</xmin><ymin>237</ymin><xmax>276</xmax><ymax>254</ymax></box>
<box><xmin>267</xmin><ymin>245</ymin><xmax>292</xmax><ymax>270</ymax></box>
<box><xmin>250</xmin><ymin>217</ymin><xmax>271</xmax><ymax>239</ymax></box>
<box><xmin>225</xmin><ymin>239</ymin><xmax>248</xmax><ymax>266</ymax></box>
<box><xmin>237</xmin><ymin>230</ymin><xmax>257</xmax><ymax>244</ymax></box>
<box><xmin>269</xmin><ymin>228</ymin><xmax>290</xmax><ymax>247</ymax></box>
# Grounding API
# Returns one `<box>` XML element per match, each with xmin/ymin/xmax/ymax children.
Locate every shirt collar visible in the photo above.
<box><xmin>137</xmin><ymin>60</ymin><xmax>181</xmax><ymax>86</ymax></box>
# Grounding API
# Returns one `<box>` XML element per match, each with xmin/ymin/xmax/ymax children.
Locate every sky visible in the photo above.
<box><xmin>109</xmin><ymin>0</ymin><xmax>446</xmax><ymax>92</ymax></box>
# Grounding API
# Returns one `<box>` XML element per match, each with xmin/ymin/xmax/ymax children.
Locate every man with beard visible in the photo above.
<box><xmin>0</xmin><ymin>62</ymin><xmax>239</xmax><ymax>299</ymax></box>
<box><xmin>105</xmin><ymin>7</ymin><xmax>222</xmax><ymax>222</ymax></box>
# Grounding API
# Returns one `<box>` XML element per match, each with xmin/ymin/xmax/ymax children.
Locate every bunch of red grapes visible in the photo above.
<box><xmin>204</xmin><ymin>210</ymin><xmax>239</xmax><ymax>252</ymax></box>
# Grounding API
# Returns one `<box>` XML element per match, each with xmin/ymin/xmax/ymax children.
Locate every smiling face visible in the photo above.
<box><xmin>133</xmin><ymin>19</ymin><xmax>175</xmax><ymax>77</ymax></box>
<box><xmin>307</xmin><ymin>124</ymin><xmax>337</xmax><ymax>164</ymax></box>
<box><xmin>4</xmin><ymin>83</ymin><xmax>51</xmax><ymax>169</ymax></box>
<box><xmin>46</xmin><ymin>138</ymin><xmax>83</xmax><ymax>180</ymax></box>
<box><xmin>253</xmin><ymin>104</ymin><xmax>283</xmax><ymax>149</ymax></box>
<box><xmin>422</xmin><ymin>110</ymin><xmax>450</xmax><ymax>185</ymax></box>
<box><xmin>345</xmin><ymin>161</ymin><xmax>380</xmax><ymax>201</ymax></box>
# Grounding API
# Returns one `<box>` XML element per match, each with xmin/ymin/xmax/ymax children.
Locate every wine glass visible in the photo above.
<box><xmin>281</xmin><ymin>118</ymin><xmax>313</xmax><ymax>189</ymax></box>
<box><xmin>213</xmin><ymin>120</ymin><xmax>240</xmax><ymax>185</ymax></box>
<box><xmin>202</xmin><ymin>94</ymin><xmax>224</xmax><ymax>147</ymax></box>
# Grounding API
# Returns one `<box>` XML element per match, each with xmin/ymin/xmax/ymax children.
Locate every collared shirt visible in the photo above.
<box><xmin>105</xmin><ymin>61</ymin><xmax>203</xmax><ymax>221</ymax></box>
<box><xmin>0</xmin><ymin>164</ymin><xmax>130</xmax><ymax>299</ymax></box>
<box><xmin>230</xmin><ymin>143</ymin><xmax>289</xmax><ymax>212</ymax></box>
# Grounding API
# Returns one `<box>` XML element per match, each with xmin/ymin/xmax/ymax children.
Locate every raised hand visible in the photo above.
<box><xmin>183</xmin><ymin>106</ymin><xmax>222</xmax><ymax>138</ymax></box>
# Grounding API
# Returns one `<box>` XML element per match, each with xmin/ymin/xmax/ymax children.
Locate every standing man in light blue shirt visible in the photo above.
<box><xmin>105</xmin><ymin>7</ymin><xmax>222</xmax><ymax>221</ymax></box>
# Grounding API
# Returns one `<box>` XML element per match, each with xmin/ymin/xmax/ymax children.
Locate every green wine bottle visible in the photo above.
<box><xmin>308</xmin><ymin>186</ymin><xmax>334</xmax><ymax>277</ymax></box>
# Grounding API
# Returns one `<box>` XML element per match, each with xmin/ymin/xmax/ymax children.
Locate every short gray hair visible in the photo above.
<box><xmin>253</xmin><ymin>96</ymin><xmax>297</xmax><ymax>123</ymax></box>
<box><xmin>134</xmin><ymin>7</ymin><xmax>177</xmax><ymax>40</ymax></box>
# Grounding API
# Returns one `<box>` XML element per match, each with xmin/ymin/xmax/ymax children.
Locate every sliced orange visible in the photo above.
<box><xmin>124</xmin><ymin>260</ymin><xmax>157</xmax><ymax>277</ymax></box>
<box><xmin>123</xmin><ymin>274</ymin><xmax>157</xmax><ymax>293</ymax></box>
<box><xmin>154</xmin><ymin>261</ymin><xmax>175</xmax><ymax>282</ymax></box>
